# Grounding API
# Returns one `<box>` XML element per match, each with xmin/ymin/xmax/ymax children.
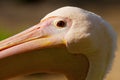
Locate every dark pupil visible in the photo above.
<box><xmin>57</xmin><ymin>21</ymin><xmax>66</xmax><ymax>27</ymax></box>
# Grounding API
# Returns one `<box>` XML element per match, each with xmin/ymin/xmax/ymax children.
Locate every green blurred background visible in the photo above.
<box><xmin>0</xmin><ymin>0</ymin><xmax>120</xmax><ymax>80</ymax></box>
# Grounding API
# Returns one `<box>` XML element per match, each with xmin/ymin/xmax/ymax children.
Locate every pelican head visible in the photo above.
<box><xmin>0</xmin><ymin>6</ymin><xmax>117</xmax><ymax>80</ymax></box>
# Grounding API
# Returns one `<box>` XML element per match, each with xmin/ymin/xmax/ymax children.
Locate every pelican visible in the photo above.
<box><xmin>0</xmin><ymin>6</ymin><xmax>117</xmax><ymax>80</ymax></box>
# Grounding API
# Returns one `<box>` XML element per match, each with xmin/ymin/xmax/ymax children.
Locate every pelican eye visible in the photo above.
<box><xmin>55</xmin><ymin>20</ymin><xmax>66</xmax><ymax>28</ymax></box>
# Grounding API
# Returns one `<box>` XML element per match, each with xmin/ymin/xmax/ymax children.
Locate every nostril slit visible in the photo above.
<box><xmin>37</xmin><ymin>27</ymin><xmax>40</xmax><ymax>29</ymax></box>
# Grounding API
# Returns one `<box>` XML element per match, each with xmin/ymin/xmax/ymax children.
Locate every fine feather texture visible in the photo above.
<box><xmin>43</xmin><ymin>6</ymin><xmax>117</xmax><ymax>80</ymax></box>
